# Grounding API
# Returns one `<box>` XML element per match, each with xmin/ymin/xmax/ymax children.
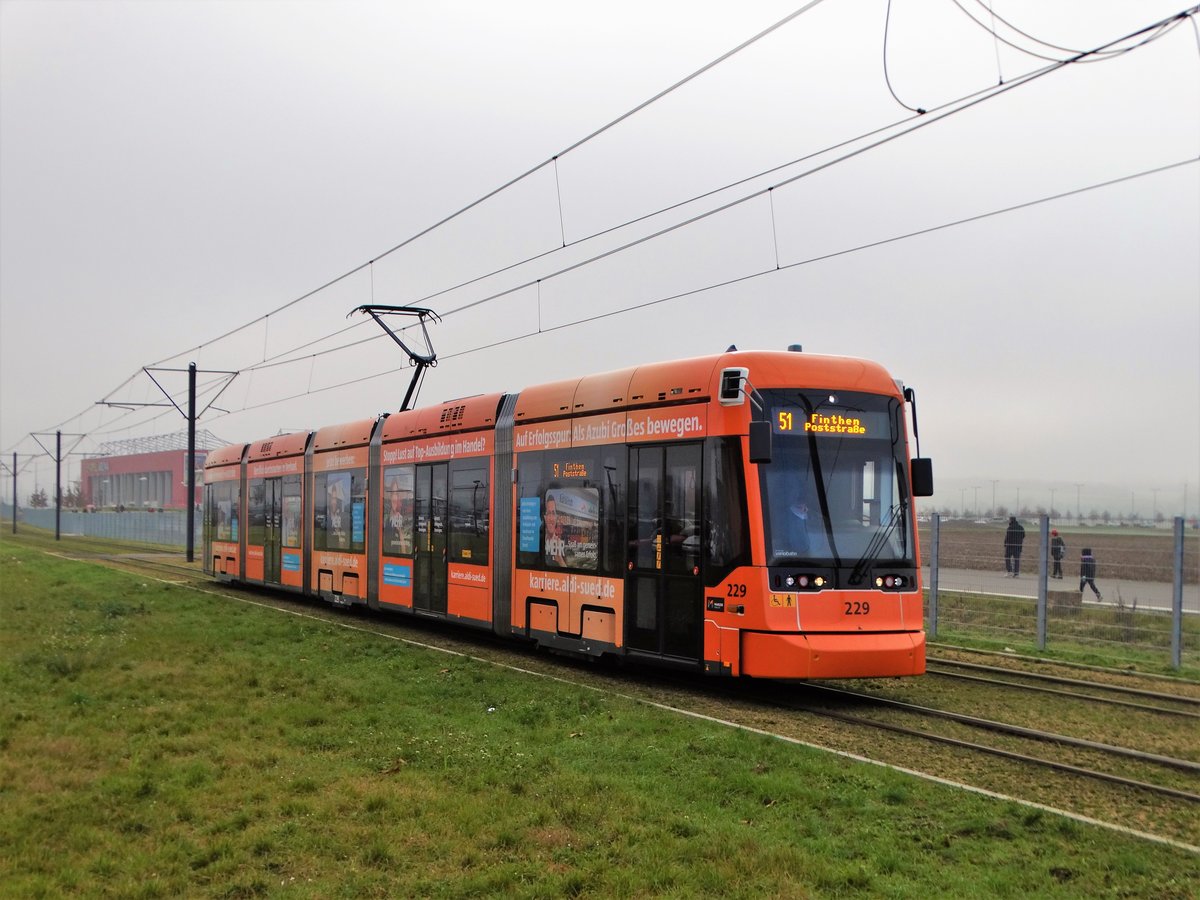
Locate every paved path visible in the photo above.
<box><xmin>923</xmin><ymin>566</ymin><xmax>1199</xmax><ymax>615</ymax></box>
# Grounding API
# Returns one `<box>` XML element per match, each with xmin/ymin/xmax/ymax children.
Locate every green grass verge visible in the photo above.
<box><xmin>1</xmin><ymin>539</ymin><xmax>1197</xmax><ymax>898</ymax></box>
<box><xmin>4</xmin><ymin>522</ymin><xmax>183</xmax><ymax>556</ymax></box>
<box><xmin>926</xmin><ymin>590</ymin><xmax>1200</xmax><ymax>679</ymax></box>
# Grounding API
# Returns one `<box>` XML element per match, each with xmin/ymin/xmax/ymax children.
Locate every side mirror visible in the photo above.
<box><xmin>749</xmin><ymin>420</ymin><xmax>773</xmax><ymax>464</ymax></box>
<box><xmin>910</xmin><ymin>458</ymin><xmax>934</xmax><ymax>497</ymax></box>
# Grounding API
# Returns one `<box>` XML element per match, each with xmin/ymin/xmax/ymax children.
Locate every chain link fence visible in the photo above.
<box><xmin>6</xmin><ymin>506</ymin><xmax>199</xmax><ymax>549</ymax></box>
<box><xmin>924</xmin><ymin>514</ymin><xmax>1197</xmax><ymax>672</ymax></box>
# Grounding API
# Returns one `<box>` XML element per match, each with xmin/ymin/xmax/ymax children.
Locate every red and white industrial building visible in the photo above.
<box><xmin>81</xmin><ymin>431</ymin><xmax>225</xmax><ymax>510</ymax></box>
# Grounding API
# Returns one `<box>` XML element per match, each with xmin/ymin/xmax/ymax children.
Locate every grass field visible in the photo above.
<box><xmin>925</xmin><ymin>590</ymin><xmax>1200</xmax><ymax>677</ymax></box>
<box><xmin>1</xmin><ymin>539</ymin><xmax>1197</xmax><ymax>898</ymax></box>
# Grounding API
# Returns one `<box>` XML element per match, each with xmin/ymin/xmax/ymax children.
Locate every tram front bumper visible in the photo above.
<box><xmin>740</xmin><ymin>630</ymin><xmax>926</xmax><ymax>679</ymax></box>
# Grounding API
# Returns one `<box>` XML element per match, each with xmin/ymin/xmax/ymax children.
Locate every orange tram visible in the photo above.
<box><xmin>203</xmin><ymin>348</ymin><xmax>934</xmax><ymax>679</ymax></box>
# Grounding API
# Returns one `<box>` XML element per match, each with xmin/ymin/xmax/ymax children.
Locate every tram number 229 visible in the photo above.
<box><xmin>844</xmin><ymin>601</ymin><xmax>871</xmax><ymax>616</ymax></box>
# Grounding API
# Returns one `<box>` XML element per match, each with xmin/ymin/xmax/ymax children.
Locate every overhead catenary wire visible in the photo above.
<box><xmin>5</xmin><ymin>3</ymin><xmax>1196</xmax><ymax>456</ymax></box>
<box><xmin>985</xmin><ymin>0</ymin><xmax>1005</xmax><ymax>83</ymax></box>
<box><xmin>883</xmin><ymin>0</ymin><xmax>927</xmax><ymax>113</ymax></box>
<box><xmin>430</xmin><ymin>158</ymin><xmax>1200</xmax><ymax>362</ymax></box>
<box><xmin>25</xmin><ymin>25</ymin><xmax>1200</xmax><ymax>451</ymax></box>
<box><xmin>199</xmin><ymin>155</ymin><xmax>1198</xmax><ymax>424</ymax></box>
<box><xmin>962</xmin><ymin>0</ymin><xmax>1120</xmax><ymax>57</ymax></box>
<box><xmin>21</xmin><ymin>372</ymin><xmax>241</xmax><ymax>471</ymax></box>
<box><xmin>56</xmin><ymin>2</ymin><xmax>942</xmax><ymax>423</ymax></box>
<box><xmin>237</xmin><ymin>100</ymin><xmax>947</xmax><ymax>377</ymax></box>
<box><xmin>395</xmin><ymin>107</ymin><xmax>928</xmax><ymax>311</ymax></box>
<box><xmin>949</xmin><ymin>0</ymin><xmax>1184</xmax><ymax>64</ymax></box>
<box><xmin>141</xmin><ymin>0</ymin><xmax>830</xmax><ymax>371</ymax></box>
<box><xmin>432</xmin><ymin>13</ymin><xmax>1196</xmax><ymax>325</ymax></box>
<box><xmin>9</xmin><ymin>1</ymin><xmax>831</xmax><ymax>457</ymax></box>
<box><xmin>284</xmin><ymin>4</ymin><xmax>1196</xmax><ymax>374</ymax></box>
<box><xmin>954</xmin><ymin>4</ymin><xmax>1178</xmax><ymax>79</ymax></box>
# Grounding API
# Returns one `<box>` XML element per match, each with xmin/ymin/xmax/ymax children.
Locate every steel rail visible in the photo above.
<box><xmin>927</xmin><ymin>645</ymin><xmax>1200</xmax><ymax>688</ymax></box>
<box><xmin>928</xmin><ymin>658</ymin><xmax>1200</xmax><ymax>707</ymax></box>
<box><xmin>795</xmin><ymin>704</ymin><xmax>1200</xmax><ymax>804</ymax></box>
<box><xmin>925</xmin><ymin>667</ymin><xmax>1200</xmax><ymax>719</ymax></box>
<box><xmin>806</xmin><ymin>683</ymin><xmax>1200</xmax><ymax>773</ymax></box>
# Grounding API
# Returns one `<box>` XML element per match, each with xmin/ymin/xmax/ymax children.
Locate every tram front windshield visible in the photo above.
<box><xmin>759</xmin><ymin>389</ymin><xmax>913</xmax><ymax>570</ymax></box>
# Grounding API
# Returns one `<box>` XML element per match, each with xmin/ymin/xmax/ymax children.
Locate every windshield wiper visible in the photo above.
<box><xmin>807</xmin><ymin>445</ymin><xmax>840</xmax><ymax>570</ymax></box>
<box><xmin>847</xmin><ymin>504</ymin><xmax>902</xmax><ymax>586</ymax></box>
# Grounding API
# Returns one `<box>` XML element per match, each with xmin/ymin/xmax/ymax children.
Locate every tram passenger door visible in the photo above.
<box><xmin>264</xmin><ymin>477</ymin><xmax>282</xmax><ymax>584</ymax></box>
<box><xmin>626</xmin><ymin>443</ymin><xmax>703</xmax><ymax>662</ymax></box>
<box><xmin>414</xmin><ymin>463</ymin><xmax>448</xmax><ymax>614</ymax></box>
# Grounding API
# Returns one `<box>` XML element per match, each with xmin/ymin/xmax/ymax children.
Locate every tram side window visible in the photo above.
<box><xmin>314</xmin><ymin>468</ymin><xmax>367</xmax><ymax>553</ymax></box>
<box><xmin>203</xmin><ymin>485</ymin><xmax>213</xmax><ymax>547</ymax></box>
<box><xmin>248</xmin><ymin>479</ymin><xmax>266</xmax><ymax>546</ymax></box>
<box><xmin>630</xmin><ymin>449</ymin><xmax>660</xmax><ymax>572</ymax></box>
<box><xmin>516</xmin><ymin>448</ymin><xmax>624</xmax><ymax>574</ymax></box>
<box><xmin>544</xmin><ymin>451</ymin><xmax>601</xmax><ymax>572</ymax></box>
<box><xmin>210</xmin><ymin>480</ymin><xmax>239</xmax><ymax>542</ymax></box>
<box><xmin>598</xmin><ymin>450</ymin><xmax>626</xmax><ymax>577</ymax></box>
<box><xmin>515</xmin><ymin>452</ymin><xmax>543</xmax><ymax>569</ymax></box>
<box><xmin>282</xmin><ymin>475</ymin><xmax>302</xmax><ymax>548</ymax></box>
<box><xmin>382</xmin><ymin>465</ymin><xmax>415</xmax><ymax>557</ymax></box>
<box><xmin>449</xmin><ymin>463</ymin><xmax>489</xmax><ymax>565</ymax></box>
<box><xmin>705</xmin><ymin>437</ymin><xmax>750</xmax><ymax>584</ymax></box>
<box><xmin>663</xmin><ymin>445</ymin><xmax>701</xmax><ymax>575</ymax></box>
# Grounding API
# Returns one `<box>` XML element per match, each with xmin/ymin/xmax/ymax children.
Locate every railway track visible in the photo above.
<box><xmin>925</xmin><ymin>659</ymin><xmax>1200</xmax><ymax>718</ymax></box>
<box><xmin>928</xmin><ymin>645</ymin><xmax>1200</xmax><ymax>689</ymax></box>
<box><xmin>653</xmin><ymin>675</ymin><xmax>1200</xmax><ymax>848</ymax></box>
<box><xmin>764</xmin><ymin>682</ymin><xmax>1200</xmax><ymax>802</ymax></box>
<box><xmin>44</xmin><ymin>548</ymin><xmax>206</xmax><ymax>582</ymax></box>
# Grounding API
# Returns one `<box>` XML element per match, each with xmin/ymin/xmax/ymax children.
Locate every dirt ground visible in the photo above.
<box><xmin>918</xmin><ymin>521</ymin><xmax>1199</xmax><ymax>584</ymax></box>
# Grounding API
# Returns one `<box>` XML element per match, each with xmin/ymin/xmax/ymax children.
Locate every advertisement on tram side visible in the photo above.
<box><xmin>312</xmin><ymin>446</ymin><xmax>369</xmax><ymax>598</ymax></box>
<box><xmin>378</xmin><ymin>433</ymin><xmax>494</xmax><ymax>611</ymax></box>
<box><xmin>515</xmin><ymin>408</ymin><xmax>708</xmax><ymax>452</ymax></box>
<box><xmin>519</xmin><ymin>568</ymin><xmax>624</xmax><ymax>643</ymax></box>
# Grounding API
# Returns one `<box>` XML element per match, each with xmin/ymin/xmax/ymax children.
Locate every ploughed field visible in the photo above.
<box><xmin>920</xmin><ymin>522</ymin><xmax>1199</xmax><ymax>585</ymax></box>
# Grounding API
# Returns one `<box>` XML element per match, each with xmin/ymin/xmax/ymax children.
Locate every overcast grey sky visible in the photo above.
<box><xmin>2</xmin><ymin>0</ymin><xmax>1197</xmax><ymax>518</ymax></box>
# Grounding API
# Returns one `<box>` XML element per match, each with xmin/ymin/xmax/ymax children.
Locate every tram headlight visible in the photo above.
<box><xmin>781</xmin><ymin>573</ymin><xmax>826</xmax><ymax>592</ymax></box>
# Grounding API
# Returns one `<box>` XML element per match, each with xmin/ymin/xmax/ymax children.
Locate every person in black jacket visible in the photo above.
<box><xmin>1050</xmin><ymin>529</ymin><xmax>1066</xmax><ymax>579</ymax></box>
<box><xmin>1079</xmin><ymin>547</ymin><xmax>1102</xmax><ymax>600</ymax></box>
<box><xmin>1003</xmin><ymin>516</ymin><xmax>1026</xmax><ymax>577</ymax></box>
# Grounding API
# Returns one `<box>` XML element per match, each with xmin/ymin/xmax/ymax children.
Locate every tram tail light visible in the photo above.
<box><xmin>874</xmin><ymin>574</ymin><xmax>909</xmax><ymax>591</ymax></box>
